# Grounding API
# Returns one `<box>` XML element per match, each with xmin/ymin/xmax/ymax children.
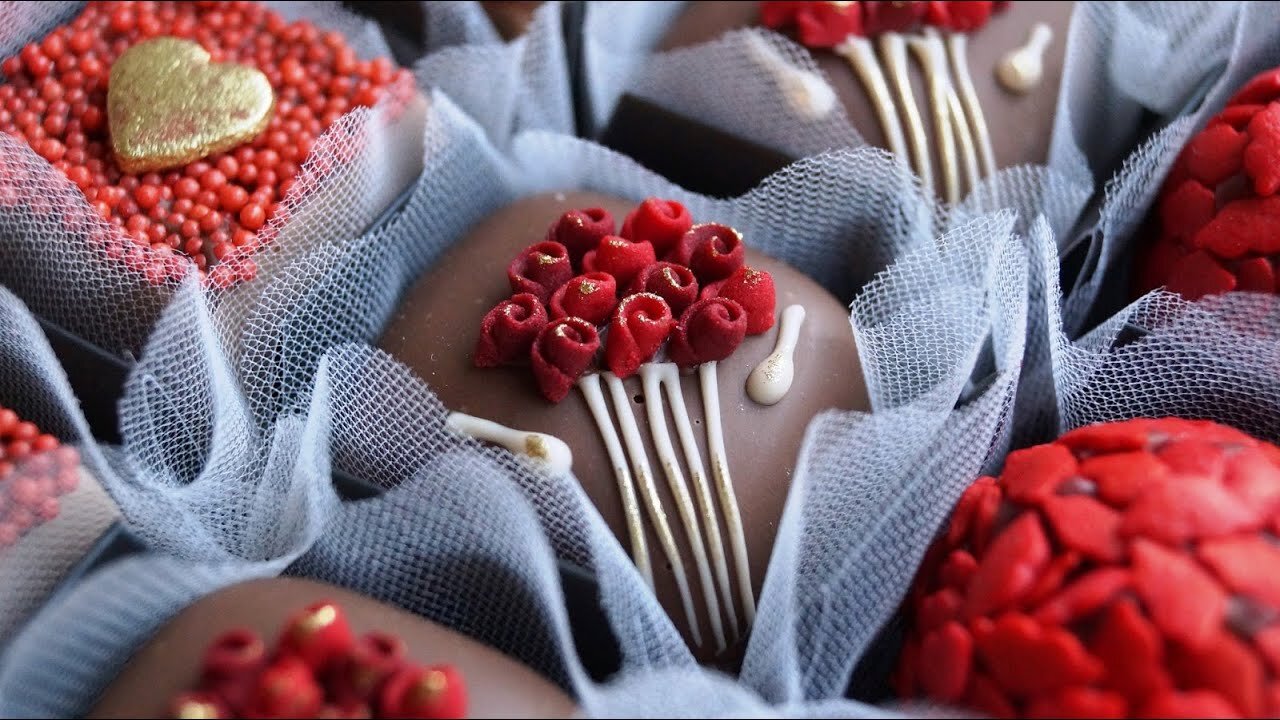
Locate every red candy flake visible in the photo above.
<box><xmin>172</xmin><ymin>601</ymin><xmax>467</xmax><ymax>719</ymax></box>
<box><xmin>0</xmin><ymin>1</ymin><xmax>413</xmax><ymax>290</ymax></box>
<box><xmin>897</xmin><ymin>417</ymin><xmax>1280</xmax><ymax>718</ymax></box>
<box><xmin>1139</xmin><ymin>63</ymin><xmax>1280</xmax><ymax>299</ymax></box>
<box><xmin>760</xmin><ymin>0</ymin><xmax>1007</xmax><ymax>48</ymax></box>
<box><xmin>474</xmin><ymin>198</ymin><xmax>777</xmax><ymax>403</ymax></box>
<box><xmin>0</xmin><ymin>405</ymin><xmax>79</xmax><ymax>551</ymax></box>
<box><xmin>605</xmin><ymin>293</ymin><xmax>675</xmax><ymax>379</ymax></box>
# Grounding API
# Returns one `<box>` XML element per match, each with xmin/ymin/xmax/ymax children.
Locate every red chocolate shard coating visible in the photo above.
<box><xmin>898</xmin><ymin>417</ymin><xmax>1280</xmax><ymax>718</ymax></box>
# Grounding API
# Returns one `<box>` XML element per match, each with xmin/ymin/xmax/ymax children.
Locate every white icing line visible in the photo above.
<box><xmin>879</xmin><ymin>33</ymin><xmax>933</xmax><ymax>194</ymax></box>
<box><xmin>744</xmin><ymin>32</ymin><xmax>837</xmax><ymax>120</ymax></box>
<box><xmin>578</xmin><ymin>375</ymin><xmax>652</xmax><ymax>587</ymax></box>
<box><xmin>946</xmin><ymin>86</ymin><xmax>982</xmax><ymax>198</ymax></box>
<box><xmin>747</xmin><ymin>305</ymin><xmax>806</xmax><ymax>406</ymax></box>
<box><xmin>945</xmin><ymin>31</ymin><xmax>997</xmax><ymax>180</ymax></box>
<box><xmin>997</xmin><ymin>22</ymin><xmax>1053</xmax><ymax>94</ymax></box>
<box><xmin>603</xmin><ymin>371</ymin><xmax>704</xmax><ymax>648</ymax></box>
<box><xmin>446</xmin><ymin>412</ymin><xmax>574</xmax><ymax>476</ymax></box>
<box><xmin>698</xmin><ymin>361</ymin><xmax>756</xmax><ymax>626</ymax></box>
<box><xmin>835</xmin><ymin>36</ymin><xmax>909</xmax><ymax>162</ymax></box>
<box><xmin>640</xmin><ymin>363</ymin><xmax>728</xmax><ymax>651</ymax></box>
<box><xmin>905</xmin><ymin>32</ymin><xmax>960</xmax><ymax>205</ymax></box>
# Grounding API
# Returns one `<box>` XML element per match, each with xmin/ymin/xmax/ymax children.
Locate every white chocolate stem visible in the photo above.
<box><xmin>906</xmin><ymin>33</ymin><xmax>960</xmax><ymax>205</ymax></box>
<box><xmin>879</xmin><ymin>33</ymin><xmax>933</xmax><ymax>193</ymax></box>
<box><xmin>445</xmin><ymin>412</ymin><xmax>574</xmax><ymax>475</ymax></box>
<box><xmin>835</xmin><ymin>36</ymin><xmax>909</xmax><ymax>162</ymax></box>
<box><xmin>699</xmin><ymin>361</ymin><xmax>755</xmax><ymax>625</ymax></box>
<box><xmin>744</xmin><ymin>32</ymin><xmax>837</xmax><ymax>120</ymax></box>
<box><xmin>603</xmin><ymin>372</ymin><xmax>703</xmax><ymax>648</ymax></box>
<box><xmin>944</xmin><ymin>31</ymin><xmax>997</xmax><ymax>180</ymax></box>
<box><xmin>997</xmin><ymin>23</ymin><xmax>1053</xmax><ymax>94</ymax></box>
<box><xmin>747</xmin><ymin>305</ymin><xmax>806</xmax><ymax>406</ymax></box>
<box><xmin>640</xmin><ymin>363</ymin><xmax>729</xmax><ymax>650</ymax></box>
<box><xmin>946</xmin><ymin>87</ymin><xmax>982</xmax><ymax>198</ymax></box>
<box><xmin>578</xmin><ymin>375</ymin><xmax>652</xmax><ymax>587</ymax></box>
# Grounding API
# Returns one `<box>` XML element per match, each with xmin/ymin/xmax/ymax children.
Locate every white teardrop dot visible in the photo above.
<box><xmin>747</xmin><ymin>304</ymin><xmax>806</xmax><ymax>406</ymax></box>
<box><xmin>445</xmin><ymin>412</ymin><xmax>573</xmax><ymax>476</ymax></box>
<box><xmin>997</xmin><ymin>22</ymin><xmax>1053</xmax><ymax>95</ymax></box>
<box><xmin>744</xmin><ymin>32</ymin><xmax>837</xmax><ymax>120</ymax></box>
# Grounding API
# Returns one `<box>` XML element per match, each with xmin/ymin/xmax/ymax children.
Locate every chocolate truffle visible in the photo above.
<box><xmin>658</xmin><ymin>1</ymin><xmax>1074</xmax><ymax>203</ymax></box>
<box><xmin>378</xmin><ymin>192</ymin><xmax>869</xmax><ymax>663</ymax></box>
<box><xmin>896</xmin><ymin>417</ymin><xmax>1280</xmax><ymax>718</ymax></box>
<box><xmin>89</xmin><ymin>577</ymin><xmax>577</xmax><ymax>718</ymax></box>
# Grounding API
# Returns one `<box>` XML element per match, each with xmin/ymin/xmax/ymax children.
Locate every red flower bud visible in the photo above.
<box><xmin>761</xmin><ymin>1</ymin><xmax>864</xmax><ymax>47</ymax></box>
<box><xmin>200</xmin><ymin>628</ymin><xmax>266</xmax><ymax>709</ymax></box>
<box><xmin>667</xmin><ymin>298</ymin><xmax>748</xmax><ymax>368</ymax></box>
<box><xmin>605</xmin><ymin>293</ymin><xmax>675</xmax><ymax>379</ymax></box>
<box><xmin>242</xmin><ymin>655</ymin><xmax>324</xmax><ymax>718</ymax></box>
<box><xmin>548</xmin><ymin>272</ymin><xmax>618</xmax><ymax>325</ymax></box>
<box><xmin>925</xmin><ymin>1</ymin><xmax>996</xmax><ymax>32</ymax></box>
<box><xmin>714</xmin><ymin>266</ymin><xmax>777</xmax><ymax>335</ymax></box>
<box><xmin>668</xmin><ymin>223</ymin><xmax>744</xmax><ymax>284</ymax></box>
<box><xmin>507</xmin><ymin>241</ymin><xmax>573</xmax><ymax>303</ymax></box>
<box><xmin>379</xmin><ymin>664</ymin><xmax>468</xmax><ymax>720</ymax></box>
<box><xmin>863</xmin><ymin>1</ymin><xmax>928</xmax><ymax>35</ymax></box>
<box><xmin>277</xmin><ymin>601</ymin><xmax>356</xmax><ymax>673</ymax></box>
<box><xmin>170</xmin><ymin>692</ymin><xmax>230</xmax><ymax>720</ymax></box>
<box><xmin>620</xmin><ymin>198</ymin><xmax>692</xmax><ymax>256</ymax></box>
<box><xmin>530</xmin><ymin>317</ymin><xmax>600</xmax><ymax>403</ymax></box>
<box><xmin>628</xmin><ymin>261</ymin><xmax>698</xmax><ymax>317</ymax></box>
<box><xmin>327</xmin><ymin>632</ymin><xmax>407</xmax><ymax>706</ymax></box>
<box><xmin>546</xmin><ymin>207</ymin><xmax>615</xmax><ymax>267</ymax></box>
<box><xmin>582</xmin><ymin>235</ymin><xmax>656</xmax><ymax>288</ymax></box>
<box><xmin>473</xmin><ymin>293</ymin><xmax>548</xmax><ymax>368</ymax></box>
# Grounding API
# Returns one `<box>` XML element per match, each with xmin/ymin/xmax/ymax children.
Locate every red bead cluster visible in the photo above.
<box><xmin>1140</xmin><ymin>67</ymin><xmax>1280</xmax><ymax>300</ymax></box>
<box><xmin>760</xmin><ymin>1</ymin><xmax>1010</xmax><ymax>48</ymax></box>
<box><xmin>0</xmin><ymin>405</ymin><xmax>79</xmax><ymax>549</ymax></box>
<box><xmin>474</xmin><ymin>198</ymin><xmax>778</xmax><ymax>403</ymax></box>
<box><xmin>170</xmin><ymin>601</ymin><xmax>467</xmax><ymax>719</ymax></box>
<box><xmin>0</xmin><ymin>1</ymin><xmax>413</xmax><ymax>288</ymax></box>
<box><xmin>896</xmin><ymin>417</ymin><xmax>1280</xmax><ymax>718</ymax></box>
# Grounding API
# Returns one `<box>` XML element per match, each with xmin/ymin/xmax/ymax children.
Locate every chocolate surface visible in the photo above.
<box><xmin>89</xmin><ymin>577</ymin><xmax>576</xmax><ymax>718</ymax></box>
<box><xmin>660</xmin><ymin>1</ymin><xmax>1074</xmax><ymax>180</ymax></box>
<box><xmin>378</xmin><ymin>192</ymin><xmax>868</xmax><ymax>662</ymax></box>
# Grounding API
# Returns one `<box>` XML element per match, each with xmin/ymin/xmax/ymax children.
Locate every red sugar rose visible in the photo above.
<box><xmin>761</xmin><ymin>0</ymin><xmax>1005</xmax><ymax>47</ymax></box>
<box><xmin>629</xmin><ymin>261</ymin><xmax>699</xmax><ymax>317</ymax></box>
<box><xmin>620</xmin><ymin>197</ymin><xmax>692</xmax><ymax>257</ymax></box>
<box><xmin>582</xmin><ymin>235</ymin><xmax>657</xmax><ymax>288</ymax></box>
<box><xmin>896</xmin><ymin>417</ymin><xmax>1280</xmax><ymax>719</ymax></box>
<box><xmin>1140</xmin><ymin>65</ymin><xmax>1280</xmax><ymax>299</ymax></box>
<box><xmin>711</xmin><ymin>266</ymin><xmax>777</xmax><ymax>335</ymax></box>
<box><xmin>605</xmin><ymin>292</ymin><xmax>675</xmax><ymax>379</ymax></box>
<box><xmin>380</xmin><ymin>664</ymin><xmax>468</xmax><ymax>720</ymax></box>
<box><xmin>548</xmin><ymin>271</ymin><xmax>618</xmax><ymax>325</ymax></box>
<box><xmin>667</xmin><ymin>297</ymin><xmax>748</xmax><ymax>368</ymax></box>
<box><xmin>507</xmin><ymin>241</ymin><xmax>573</xmax><ymax>303</ymax></box>
<box><xmin>473</xmin><ymin>293</ymin><xmax>547</xmax><ymax>368</ymax></box>
<box><xmin>531</xmin><ymin>317</ymin><xmax>601</xmax><ymax>403</ymax></box>
<box><xmin>669</xmin><ymin>223</ymin><xmax>745</xmax><ymax>284</ymax></box>
<box><xmin>546</xmin><ymin>207</ymin><xmax>615</xmax><ymax>267</ymax></box>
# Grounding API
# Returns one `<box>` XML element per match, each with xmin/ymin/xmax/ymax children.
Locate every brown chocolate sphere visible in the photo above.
<box><xmin>89</xmin><ymin>577</ymin><xmax>576</xmax><ymax>718</ymax></box>
<box><xmin>378</xmin><ymin>192</ymin><xmax>868</xmax><ymax>663</ymax></box>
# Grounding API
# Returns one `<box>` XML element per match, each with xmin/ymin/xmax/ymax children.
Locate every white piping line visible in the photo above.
<box><xmin>879</xmin><ymin>32</ymin><xmax>933</xmax><ymax>193</ymax></box>
<box><xmin>835</xmin><ymin>35</ymin><xmax>909</xmax><ymax>162</ymax></box>
<box><xmin>905</xmin><ymin>32</ymin><xmax>960</xmax><ymax>205</ymax></box>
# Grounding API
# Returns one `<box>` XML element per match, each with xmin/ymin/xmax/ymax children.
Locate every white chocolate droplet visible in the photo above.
<box><xmin>997</xmin><ymin>23</ymin><xmax>1053</xmax><ymax>95</ymax></box>
<box><xmin>747</xmin><ymin>305</ymin><xmax>806</xmax><ymax>406</ymax></box>
<box><xmin>446</xmin><ymin>412</ymin><xmax>573</xmax><ymax>475</ymax></box>
<box><xmin>745</xmin><ymin>32</ymin><xmax>837</xmax><ymax>120</ymax></box>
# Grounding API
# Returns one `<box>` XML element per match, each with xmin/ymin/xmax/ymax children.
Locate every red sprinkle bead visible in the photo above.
<box><xmin>0</xmin><ymin>403</ymin><xmax>78</xmax><ymax>550</ymax></box>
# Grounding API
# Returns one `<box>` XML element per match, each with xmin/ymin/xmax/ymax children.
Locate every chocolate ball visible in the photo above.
<box><xmin>378</xmin><ymin>191</ymin><xmax>868</xmax><ymax>663</ymax></box>
<box><xmin>659</xmin><ymin>2</ymin><xmax>1074</xmax><ymax>199</ymax></box>
<box><xmin>89</xmin><ymin>577</ymin><xmax>576</xmax><ymax>718</ymax></box>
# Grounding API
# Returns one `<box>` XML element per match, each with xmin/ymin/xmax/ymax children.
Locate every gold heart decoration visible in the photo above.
<box><xmin>107</xmin><ymin>37</ymin><xmax>274</xmax><ymax>174</ymax></box>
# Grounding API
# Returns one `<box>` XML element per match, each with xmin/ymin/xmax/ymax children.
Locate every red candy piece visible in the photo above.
<box><xmin>530</xmin><ymin>317</ymin><xmax>600</xmax><ymax>403</ymax></box>
<box><xmin>964</xmin><ymin>513</ymin><xmax>1050</xmax><ymax>618</ymax></box>
<box><xmin>917</xmin><ymin>621</ymin><xmax>972</xmax><ymax>703</ymax></box>
<box><xmin>379</xmin><ymin>665</ymin><xmax>468</xmax><ymax>720</ymax></box>
<box><xmin>916</xmin><ymin>588</ymin><xmax>964</xmax><ymax>633</ymax></box>
<box><xmin>582</xmin><ymin>235</ymin><xmax>657</xmax><ymax>288</ymax></box>
<box><xmin>1041</xmin><ymin>495</ymin><xmax>1124</xmax><ymax>562</ymax></box>
<box><xmin>666</xmin><ymin>297</ymin><xmax>748</xmax><ymax>368</ymax></box>
<box><xmin>278</xmin><ymin>602</ymin><xmax>356</xmax><ymax>673</ymax></box>
<box><xmin>945</xmin><ymin>475</ymin><xmax>1001</xmax><ymax>547</ymax></box>
<box><xmin>862</xmin><ymin>1</ymin><xmax>928</xmax><ymax>34</ymax></box>
<box><xmin>1137</xmin><ymin>690</ymin><xmax>1242</xmax><ymax>719</ymax></box>
<box><xmin>329</xmin><ymin>632</ymin><xmax>407</xmax><ymax>706</ymax></box>
<box><xmin>669</xmin><ymin>224</ymin><xmax>745</xmax><ymax>284</ymax></box>
<box><xmin>619</xmin><ymin>198</ymin><xmax>691</xmax><ymax>257</ymax></box>
<box><xmin>1120</xmin><ymin>476</ymin><xmax>1260</xmax><ymax>545</ymax></box>
<box><xmin>604</xmin><ymin>293</ymin><xmax>674</xmax><ymax>379</ymax></box>
<box><xmin>760</xmin><ymin>1</ymin><xmax>864</xmax><ymax>48</ymax></box>
<box><xmin>1245</xmin><ymin>103</ymin><xmax>1280</xmax><ymax>196</ymax></box>
<box><xmin>546</xmin><ymin>207</ymin><xmax>615</xmax><ymax>266</ymax></box>
<box><xmin>1058</xmin><ymin>419</ymin><xmax>1161</xmax><ymax>454</ymax></box>
<box><xmin>473</xmin><ymin>294</ymin><xmax>548</xmax><ymax>368</ymax></box>
<box><xmin>548</xmin><ymin>272</ymin><xmax>618</xmax><ymax>325</ymax></box>
<box><xmin>1131</xmin><ymin>538</ymin><xmax>1227</xmax><ymax>648</ymax></box>
<box><xmin>243</xmin><ymin>655</ymin><xmax>324</xmax><ymax>718</ymax></box>
<box><xmin>939</xmin><ymin>549</ymin><xmax>979</xmax><ymax>591</ymax></box>
<box><xmin>1081</xmin><ymin>450</ymin><xmax>1168</xmax><ymax>506</ymax></box>
<box><xmin>1090</xmin><ymin>599</ymin><xmax>1171</xmax><ymax>701</ymax></box>
<box><xmin>1001</xmin><ymin>443</ymin><xmax>1079</xmax><ymax>505</ymax></box>
<box><xmin>628</xmin><ymin>262</ymin><xmax>698</xmax><ymax>317</ymax></box>
<box><xmin>1024</xmin><ymin>687</ymin><xmax>1127</xmax><ymax>720</ymax></box>
<box><xmin>975</xmin><ymin>613</ymin><xmax>1103</xmax><ymax>696</ymax></box>
<box><xmin>1183</xmin><ymin>123</ymin><xmax>1248</xmax><ymax>186</ymax></box>
<box><xmin>1229</xmin><ymin>68</ymin><xmax>1280</xmax><ymax>105</ymax></box>
<box><xmin>712</xmin><ymin>266</ymin><xmax>776</xmax><ymax>335</ymax></box>
<box><xmin>1169</xmin><ymin>630</ymin><xmax>1265</xmax><ymax>718</ymax></box>
<box><xmin>507</xmin><ymin>241</ymin><xmax>573</xmax><ymax>303</ymax></box>
<box><xmin>964</xmin><ymin>672</ymin><xmax>1016</xmax><ymax>719</ymax></box>
<box><xmin>1032</xmin><ymin>568</ymin><xmax>1130</xmax><ymax>626</ymax></box>
<box><xmin>1021</xmin><ymin>551</ymin><xmax>1082</xmax><ymax>610</ymax></box>
<box><xmin>201</xmin><ymin>628</ymin><xmax>267</xmax><ymax>686</ymax></box>
<box><xmin>1198</xmin><ymin>535</ymin><xmax>1280</xmax><ymax>607</ymax></box>
<box><xmin>925</xmin><ymin>1</ymin><xmax>996</xmax><ymax>32</ymax></box>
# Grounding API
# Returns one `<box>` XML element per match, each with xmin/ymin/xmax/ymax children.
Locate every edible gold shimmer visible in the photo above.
<box><xmin>525</xmin><ymin>435</ymin><xmax>549</xmax><ymax>459</ymax></box>
<box><xmin>175</xmin><ymin>700</ymin><xmax>222</xmax><ymax>719</ymax></box>
<box><xmin>296</xmin><ymin>603</ymin><xmax>338</xmax><ymax>634</ymax></box>
<box><xmin>578</xmin><ymin>280</ymin><xmax>598</xmax><ymax>295</ymax></box>
<box><xmin>107</xmin><ymin>37</ymin><xmax>274</xmax><ymax>174</ymax></box>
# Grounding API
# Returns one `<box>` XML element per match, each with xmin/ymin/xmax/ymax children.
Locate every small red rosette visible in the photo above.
<box><xmin>548</xmin><ymin>272</ymin><xmax>618</xmax><ymax>325</ymax></box>
<box><xmin>473</xmin><ymin>293</ymin><xmax>547</xmax><ymax>368</ymax></box>
<box><xmin>582</xmin><ymin>235</ymin><xmax>657</xmax><ymax>287</ymax></box>
<box><xmin>714</xmin><ymin>266</ymin><xmax>776</xmax><ymax>335</ymax></box>
<box><xmin>668</xmin><ymin>223</ymin><xmax>745</xmax><ymax>284</ymax></box>
<box><xmin>667</xmin><ymin>297</ymin><xmax>748</xmax><ymax>368</ymax></box>
<box><xmin>507</xmin><ymin>241</ymin><xmax>573</xmax><ymax>303</ymax></box>
<box><xmin>620</xmin><ymin>197</ymin><xmax>692</xmax><ymax>257</ymax></box>
<box><xmin>531</xmin><ymin>317</ymin><xmax>601</xmax><ymax>402</ymax></box>
<box><xmin>628</xmin><ymin>261</ymin><xmax>699</xmax><ymax>317</ymax></box>
<box><xmin>605</xmin><ymin>292</ymin><xmax>675</xmax><ymax>379</ymax></box>
<box><xmin>546</xmin><ymin>207</ymin><xmax>615</xmax><ymax>266</ymax></box>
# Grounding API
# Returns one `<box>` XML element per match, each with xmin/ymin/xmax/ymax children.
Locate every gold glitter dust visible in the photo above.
<box><xmin>578</xmin><ymin>280</ymin><xmax>598</xmax><ymax>295</ymax></box>
<box><xmin>662</xmin><ymin>267</ymin><xmax>683</xmax><ymax>287</ymax></box>
<box><xmin>411</xmin><ymin>670</ymin><xmax>449</xmax><ymax>704</ymax></box>
<box><xmin>525</xmin><ymin>435</ymin><xmax>549</xmax><ymax>459</ymax></box>
<box><xmin>297</xmin><ymin>604</ymin><xmax>338</xmax><ymax>634</ymax></box>
<box><xmin>536</xmin><ymin>253</ymin><xmax>559</xmax><ymax>265</ymax></box>
<box><xmin>175</xmin><ymin>701</ymin><xmax>223</xmax><ymax>719</ymax></box>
